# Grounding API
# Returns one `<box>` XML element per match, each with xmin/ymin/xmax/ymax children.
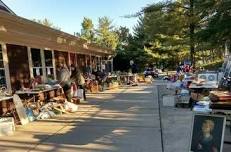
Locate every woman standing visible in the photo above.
<box><xmin>71</xmin><ymin>67</ymin><xmax>86</xmax><ymax>101</ymax></box>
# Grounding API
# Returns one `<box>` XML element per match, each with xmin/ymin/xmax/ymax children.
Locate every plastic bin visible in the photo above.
<box><xmin>177</xmin><ymin>95</ymin><xmax>190</xmax><ymax>104</ymax></box>
<box><xmin>0</xmin><ymin>117</ymin><xmax>15</xmax><ymax>136</ymax></box>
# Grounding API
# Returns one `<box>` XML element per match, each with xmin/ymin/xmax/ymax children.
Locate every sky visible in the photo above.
<box><xmin>3</xmin><ymin>0</ymin><xmax>160</xmax><ymax>35</ymax></box>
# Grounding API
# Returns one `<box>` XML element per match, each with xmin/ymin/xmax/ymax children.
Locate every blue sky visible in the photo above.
<box><xmin>3</xmin><ymin>0</ymin><xmax>159</xmax><ymax>35</ymax></box>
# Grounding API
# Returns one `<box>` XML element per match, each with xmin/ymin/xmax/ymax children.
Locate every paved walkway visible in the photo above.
<box><xmin>1</xmin><ymin>82</ymin><xmax>231</xmax><ymax>152</ymax></box>
<box><xmin>157</xmin><ymin>83</ymin><xmax>231</xmax><ymax>152</ymax></box>
<box><xmin>0</xmin><ymin>84</ymin><xmax>162</xmax><ymax>152</ymax></box>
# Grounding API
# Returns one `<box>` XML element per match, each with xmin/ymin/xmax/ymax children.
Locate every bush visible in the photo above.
<box><xmin>200</xmin><ymin>60</ymin><xmax>223</xmax><ymax>70</ymax></box>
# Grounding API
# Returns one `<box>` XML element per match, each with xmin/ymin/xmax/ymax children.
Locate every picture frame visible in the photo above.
<box><xmin>190</xmin><ymin>114</ymin><xmax>226</xmax><ymax>152</ymax></box>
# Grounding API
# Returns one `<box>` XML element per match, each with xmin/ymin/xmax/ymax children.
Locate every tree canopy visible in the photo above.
<box><xmin>77</xmin><ymin>1</ymin><xmax>230</xmax><ymax>71</ymax></box>
<box><xmin>134</xmin><ymin>0</ymin><xmax>229</xmax><ymax>69</ymax></box>
<box><xmin>80</xmin><ymin>17</ymin><xmax>95</xmax><ymax>42</ymax></box>
<box><xmin>79</xmin><ymin>16</ymin><xmax>119</xmax><ymax>50</ymax></box>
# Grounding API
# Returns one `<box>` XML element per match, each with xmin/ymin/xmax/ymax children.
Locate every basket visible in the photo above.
<box><xmin>177</xmin><ymin>95</ymin><xmax>190</xmax><ymax>104</ymax></box>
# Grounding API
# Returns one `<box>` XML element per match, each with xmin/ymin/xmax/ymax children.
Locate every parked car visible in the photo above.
<box><xmin>144</xmin><ymin>68</ymin><xmax>158</xmax><ymax>78</ymax></box>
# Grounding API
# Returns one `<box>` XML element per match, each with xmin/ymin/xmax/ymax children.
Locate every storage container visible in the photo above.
<box><xmin>0</xmin><ymin>117</ymin><xmax>15</xmax><ymax>136</ymax></box>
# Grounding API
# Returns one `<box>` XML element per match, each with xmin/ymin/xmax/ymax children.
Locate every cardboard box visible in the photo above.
<box><xmin>191</xmin><ymin>92</ymin><xmax>204</xmax><ymax>101</ymax></box>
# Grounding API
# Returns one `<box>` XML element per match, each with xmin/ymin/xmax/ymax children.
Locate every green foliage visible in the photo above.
<box><xmin>196</xmin><ymin>0</ymin><xmax>231</xmax><ymax>46</ymax></box>
<box><xmin>80</xmin><ymin>17</ymin><xmax>95</xmax><ymax>42</ymax></box>
<box><xmin>200</xmin><ymin>60</ymin><xmax>223</xmax><ymax>70</ymax></box>
<box><xmin>77</xmin><ymin>0</ymin><xmax>230</xmax><ymax>71</ymax></box>
<box><xmin>96</xmin><ymin>17</ymin><xmax>119</xmax><ymax>50</ymax></box>
<box><xmin>79</xmin><ymin>16</ymin><xmax>119</xmax><ymax>50</ymax></box>
<box><xmin>136</xmin><ymin>0</ymin><xmax>229</xmax><ymax>69</ymax></box>
<box><xmin>114</xmin><ymin>17</ymin><xmax>154</xmax><ymax>72</ymax></box>
<box><xmin>115</xmin><ymin>26</ymin><xmax>130</xmax><ymax>48</ymax></box>
<box><xmin>141</xmin><ymin>1</ymin><xmax>190</xmax><ymax>68</ymax></box>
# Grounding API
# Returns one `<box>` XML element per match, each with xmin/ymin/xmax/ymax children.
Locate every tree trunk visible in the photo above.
<box><xmin>189</xmin><ymin>0</ymin><xmax>195</xmax><ymax>67</ymax></box>
<box><xmin>212</xmin><ymin>49</ymin><xmax>215</xmax><ymax>61</ymax></box>
<box><xmin>202</xmin><ymin>50</ymin><xmax>205</xmax><ymax>64</ymax></box>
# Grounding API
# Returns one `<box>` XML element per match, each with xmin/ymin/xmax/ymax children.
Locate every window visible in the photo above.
<box><xmin>31</xmin><ymin>48</ymin><xmax>43</xmax><ymax>77</ymax></box>
<box><xmin>0</xmin><ymin>45</ymin><xmax>6</xmax><ymax>88</ymax></box>
<box><xmin>44</xmin><ymin>50</ymin><xmax>54</xmax><ymax>79</ymax></box>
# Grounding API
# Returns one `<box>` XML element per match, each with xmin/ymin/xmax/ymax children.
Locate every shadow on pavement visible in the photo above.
<box><xmin>0</xmin><ymin>84</ymin><xmax>159</xmax><ymax>152</ymax></box>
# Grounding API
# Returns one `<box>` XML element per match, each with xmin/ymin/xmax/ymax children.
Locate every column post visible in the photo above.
<box><xmin>52</xmin><ymin>50</ymin><xmax>57</xmax><ymax>80</ymax></box>
<box><xmin>27</xmin><ymin>47</ymin><xmax>34</xmax><ymax>79</ymax></box>
<box><xmin>1</xmin><ymin>43</ymin><xmax>12</xmax><ymax>93</ymax></box>
<box><xmin>40</xmin><ymin>49</ymin><xmax>46</xmax><ymax>82</ymax></box>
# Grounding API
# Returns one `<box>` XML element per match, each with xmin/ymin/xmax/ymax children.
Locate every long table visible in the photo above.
<box><xmin>189</xmin><ymin>83</ymin><xmax>219</xmax><ymax>89</ymax></box>
<box><xmin>15</xmin><ymin>86</ymin><xmax>64</xmax><ymax>103</ymax></box>
<box><xmin>0</xmin><ymin>96</ymin><xmax>13</xmax><ymax>102</ymax></box>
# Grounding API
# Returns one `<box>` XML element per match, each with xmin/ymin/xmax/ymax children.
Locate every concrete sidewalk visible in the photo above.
<box><xmin>157</xmin><ymin>83</ymin><xmax>231</xmax><ymax>152</ymax></box>
<box><xmin>0</xmin><ymin>84</ymin><xmax>162</xmax><ymax>152</ymax></box>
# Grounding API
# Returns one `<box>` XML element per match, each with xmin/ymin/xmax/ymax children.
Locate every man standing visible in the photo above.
<box><xmin>57</xmin><ymin>62</ymin><xmax>72</xmax><ymax>102</ymax></box>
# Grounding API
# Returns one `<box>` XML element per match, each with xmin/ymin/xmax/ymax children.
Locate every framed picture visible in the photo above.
<box><xmin>190</xmin><ymin>114</ymin><xmax>226</xmax><ymax>152</ymax></box>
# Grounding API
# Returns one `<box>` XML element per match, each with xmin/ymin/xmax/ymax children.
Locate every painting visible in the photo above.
<box><xmin>190</xmin><ymin>114</ymin><xmax>226</xmax><ymax>152</ymax></box>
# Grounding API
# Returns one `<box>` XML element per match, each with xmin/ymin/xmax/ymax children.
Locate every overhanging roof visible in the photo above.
<box><xmin>0</xmin><ymin>11</ymin><xmax>113</xmax><ymax>55</ymax></box>
<box><xmin>0</xmin><ymin>0</ymin><xmax>15</xmax><ymax>15</ymax></box>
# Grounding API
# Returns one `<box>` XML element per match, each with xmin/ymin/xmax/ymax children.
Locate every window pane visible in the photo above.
<box><xmin>0</xmin><ymin>69</ymin><xmax>6</xmax><ymax>87</ymax></box>
<box><xmin>0</xmin><ymin>69</ymin><xmax>5</xmax><ymax>76</ymax></box>
<box><xmin>31</xmin><ymin>48</ymin><xmax>42</xmax><ymax>67</ymax></box>
<box><xmin>0</xmin><ymin>61</ymin><xmax>4</xmax><ymax>68</ymax></box>
<box><xmin>44</xmin><ymin>50</ymin><xmax>53</xmax><ymax>66</ymax></box>
<box><xmin>46</xmin><ymin>67</ymin><xmax>54</xmax><ymax>75</ymax></box>
<box><xmin>33</xmin><ymin>68</ymin><xmax>43</xmax><ymax>77</ymax></box>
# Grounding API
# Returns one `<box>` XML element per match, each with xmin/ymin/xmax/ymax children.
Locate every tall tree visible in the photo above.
<box><xmin>142</xmin><ymin>1</ymin><xmax>189</xmax><ymax>68</ymax></box>
<box><xmin>113</xmin><ymin>26</ymin><xmax>131</xmax><ymax>71</ymax></box>
<box><xmin>80</xmin><ymin>17</ymin><xmax>95</xmax><ymax>42</ymax></box>
<box><xmin>141</xmin><ymin>0</ymin><xmax>227</xmax><ymax>67</ymax></box>
<box><xmin>196</xmin><ymin>0</ymin><xmax>231</xmax><ymax>50</ymax></box>
<box><xmin>114</xmin><ymin>17</ymin><xmax>154</xmax><ymax>71</ymax></box>
<box><xmin>96</xmin><ymin>17</ymin><xmax>119</xmax><ymax>50</ymax></box>
<box><xmin>116</xmin><ymin>26</ymin><xmax>130</xmax><ymax>45</ymax></box>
